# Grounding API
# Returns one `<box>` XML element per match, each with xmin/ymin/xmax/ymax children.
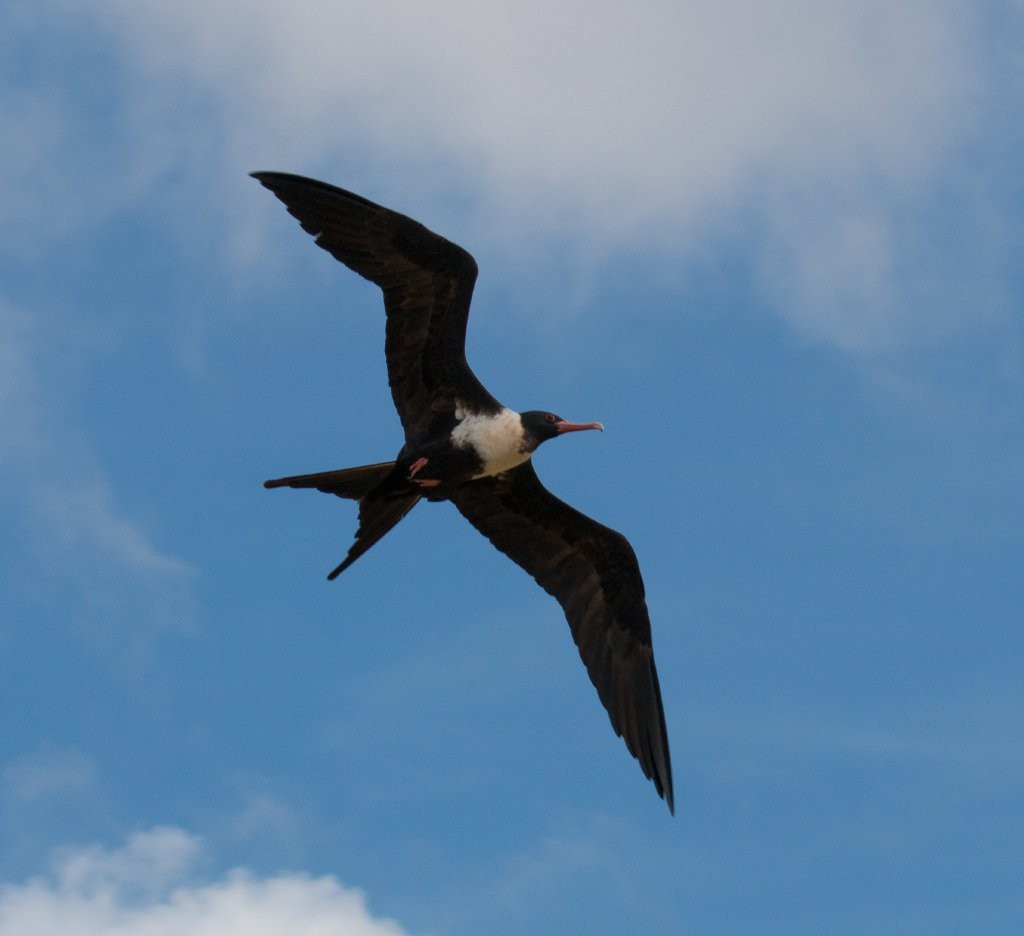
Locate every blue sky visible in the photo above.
<box><xmin>2</xmin><ymin>1</ymin><xmax>1022</xmax><ymax>933</ymax></box>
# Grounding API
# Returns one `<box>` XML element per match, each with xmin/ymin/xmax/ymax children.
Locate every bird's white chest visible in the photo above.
<box><xmin>451</xmin><ymin>408</ymin><xmax>531</xmax><ymax>478</ymax></box>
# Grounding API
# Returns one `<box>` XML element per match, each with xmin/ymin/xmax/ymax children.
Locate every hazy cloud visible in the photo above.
<box><xmin>0</xmin><ymin>827</ymin><xmax>411</xmax><ymax>936</ymax></box>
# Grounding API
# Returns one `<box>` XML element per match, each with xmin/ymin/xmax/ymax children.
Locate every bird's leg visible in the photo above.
<box><xmin>407</xmin><ymin>456</ymin><xmax>442</xmax><ymax>488</ymax></box>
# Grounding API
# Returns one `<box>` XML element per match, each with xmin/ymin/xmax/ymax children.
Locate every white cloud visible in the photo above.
<box><xmin>6</xmin><ymin>1</ymin><xmax>1020</xmax><ymax>357</ymax></box>
<box><xmin>0</xmin><ymin>827</ymin><xmax>412</xmax><ymax>936</ymax></box>
<box><xmin>104</xmin><ymin>2</ymin><xmax>1022</xmax><ymax>350</ymax></box>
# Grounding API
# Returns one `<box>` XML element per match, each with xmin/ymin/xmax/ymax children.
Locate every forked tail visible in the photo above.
<box><xmin>264</xmin><ymin>461</ymin><xmax>421</xmax><ymax>578</ymax></box>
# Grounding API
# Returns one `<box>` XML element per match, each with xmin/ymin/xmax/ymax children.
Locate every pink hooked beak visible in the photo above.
<box><xmin>554</xmin><ymin>420</ymin><xmax>604</xmax><ymax>434</ymax></box>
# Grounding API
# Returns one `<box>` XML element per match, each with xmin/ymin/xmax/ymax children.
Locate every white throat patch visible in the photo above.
<box><xmin>451</xmin><ymin>408</ymin><xmax>531</xmax><ymax>478</ymax></box>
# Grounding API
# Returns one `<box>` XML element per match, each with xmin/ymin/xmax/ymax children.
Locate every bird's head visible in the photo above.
<box><xmin>520</xmin><ymin>410</ymin><xmax>604</xmax><ymax>449</ymax></box>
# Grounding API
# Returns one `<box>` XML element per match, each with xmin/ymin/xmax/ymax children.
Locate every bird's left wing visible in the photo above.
<box><xmin>449</xmin><ymin>461</ymin><xmax>674</xmax><ymax>812</ymax></box>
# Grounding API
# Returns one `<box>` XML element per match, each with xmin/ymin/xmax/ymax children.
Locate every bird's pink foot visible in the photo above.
<box><xmin>408</xmin><ymin>457</ymin><xmax>441</xmax><ymax>488</ymax></box>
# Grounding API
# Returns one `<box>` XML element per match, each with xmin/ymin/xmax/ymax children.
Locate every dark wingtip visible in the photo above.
<box><xmin>658</xmin><ymin>746</ymin><xmax>675</xmax><ymax>815</ymax></box>
<box><xmin>326</xmin><ymin>562</ymin><xmax>346</xmax><ymax>581</ymax></box>
<box><xmin>653</xmin><ymin>768</ymin><xmax>675</xmax><ymax>815</ymax></box>
<box><xmin>250</xmin><ymin>170</ymin><xmax>298</xmax><ymax>193</ymax></box>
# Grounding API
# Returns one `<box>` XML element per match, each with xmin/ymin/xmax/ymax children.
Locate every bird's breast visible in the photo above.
<box><xmin>450</xmin><ymin>408</ymin><xmax>531</xmax><ymax>478</ymax></box>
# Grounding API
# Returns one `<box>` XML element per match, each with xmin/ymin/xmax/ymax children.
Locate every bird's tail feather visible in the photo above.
<box><xmin>264</xmin><ymin>461</ymin><xmax>420</xmax><ymax>579</ymax></box>
<box><xmin>327</xmin><ymin>490</ymin><xmax>421</xmax><ymax>579</ymax></box>
<box><xmin>264</xmin><ymin>461</ymin><xmax>397</xmax><ymax>500</ymax></box>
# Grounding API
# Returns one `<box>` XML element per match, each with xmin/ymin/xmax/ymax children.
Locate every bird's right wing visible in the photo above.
<box><xmin>252</xmin><ymin>172</ymin><xmax>501</xmax><ymax>444</ymax></box>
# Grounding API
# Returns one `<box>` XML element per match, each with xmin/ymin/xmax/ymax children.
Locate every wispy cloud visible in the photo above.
<box><xmin>32</xmin><ymin>479</ymin><xmax>194</xmax><ymax>580</ymax></box>
<box><xmin>0</xmin><ymin>827</ymin><xmax>411</xmax><ymax>936</ymax></box>
<box><xmin>690</xmin><ymin>684</ymin><xmax>1024</xmax><ymax>789</ymax></box>
<box><xmin>2</xmin><ymin>749</ymin><xmax>98</xmax><ymax>803</ymax></box>
<box><xmin>427</xmin><ymin>814</ymin><xmax>661</xmax><ymax>934</ymax></box>
<box><xmin>0</xmin><ymin>303</ymin><xmax>195</xmax><ymax>642</ymax></box>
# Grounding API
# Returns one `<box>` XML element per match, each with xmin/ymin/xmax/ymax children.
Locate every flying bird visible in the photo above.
<box><xmin>254</xmin><ymin>171</ymin><xmax>673</xmax><ymax>812</ymax></box>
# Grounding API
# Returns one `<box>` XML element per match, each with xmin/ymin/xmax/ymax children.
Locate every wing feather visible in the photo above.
<box><xmin>451</xmin><ymin>462</ymin><xmax>674</xmax><ymax>812</ymax></box>
<box><xmin>252</xmin><ymin>172</ymin><xmax>500</xmax><ymax>442</ymax></box>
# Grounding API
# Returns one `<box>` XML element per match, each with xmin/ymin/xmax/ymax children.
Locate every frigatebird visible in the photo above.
<box><xmin>254</xmin><ymin>171</ymin><xmax>673</xmax><ymax>812</ymax></box>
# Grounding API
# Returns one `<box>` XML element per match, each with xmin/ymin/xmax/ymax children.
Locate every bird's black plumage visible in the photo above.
<box><xmin>254</xmin><ymin>171</ymin><xmax>674</xmax><ymax>813</ymax></box>
<box><xmin>251</xmin><ymin>171</ymin><xmax>498</xmax><ymax>444</ymax></box>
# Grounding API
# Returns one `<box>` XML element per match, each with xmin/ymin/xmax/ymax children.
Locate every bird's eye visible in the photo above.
<box><xmin>546</xmin><ymin>413</ymin><xmax>558</xmax><ymax>423</ymax></box>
